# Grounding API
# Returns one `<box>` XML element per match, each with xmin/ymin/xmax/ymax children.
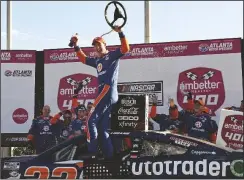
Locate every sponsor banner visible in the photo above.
<box><xmin>1</xmin><ymin>133</ymin><xmax>29</xmax><ymax>147</ymax></box>
<box><xmin>1</xmin><ymin>50</ymin><xmax>36</xmax><ymax>146</ymax></box>
<box><xmin>44</xmin><ymin>38</ymin><xmax>240</xmax><ymax>64</ymax></box>
<box><xmin>118</xmin><ymin>81</ymin><xmax>164</xmax><ymax>106</ymax></box>
<box><xmin>111</xmin><ymin>94</ymin><xmax>149</xmax><ymax>131</ymax></box>
<box><xmin>44</xmin><ymin>38</ymin><xmax>242</xmax><ymax>123</ymax></box>
<box><xmin>216</xmin><ymin>109</ymin><xmax>244</xmax><ymax>151</ymax></box>
<box><xmin>177</xmin><ymin>67</ymin><xmax>225</xmax><ymax>116</ymax></box>
<box><xmin>1</xmin><ymin>50</ymin><xmax>36</xmax><ymax>63</ymax></box>
<box><xmin>129</xmin><ymin>158</ymin><xmax>244</xmax><ymax>178</ymax></box>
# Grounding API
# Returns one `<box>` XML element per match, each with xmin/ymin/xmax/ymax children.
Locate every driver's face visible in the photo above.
<box><xmin>93</xmin><ymin>42</ymin><xmax>106</xmax><ymax>56</ymax></box>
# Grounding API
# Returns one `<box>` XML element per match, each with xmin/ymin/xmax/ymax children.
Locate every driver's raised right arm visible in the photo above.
<box><xmin>74</xmin><ymin>46</ymin><xmax>88</xmax><ymax>64</ymax></box>
<box><xmin>74</xmin><ymin>46</ymin><xmax>97</xmax><ymax>68</ymax></box>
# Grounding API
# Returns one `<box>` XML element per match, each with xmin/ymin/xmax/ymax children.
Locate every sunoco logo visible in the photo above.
<box><xmin>177</xmin><ymin>67</ymin><xmax>225</xmax><ymax>116</ymax></box>
<box><xmin>221</xmin><ymin>115</ymin><xmax>243</xmax><ymax>150</ymax></box>
<box><xmin>131</xmin><ymin>159</ymin><xmax>243</xmax><ymax>177</ymax></box>
<box><xmin>57</xmin><ymin>73</ymin><xmax>98</xmax><ymax>111</ymax></box>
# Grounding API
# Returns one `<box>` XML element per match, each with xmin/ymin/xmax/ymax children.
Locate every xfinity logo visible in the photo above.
<box><xmin>131</xmin><ymin>159</ymin><xmax>232</xmax><ymax>177</ymax></box>
<box><xmin>119</xmin><ymin>121</ymin><xmax>138</xmax><ymax>128</ymax></box>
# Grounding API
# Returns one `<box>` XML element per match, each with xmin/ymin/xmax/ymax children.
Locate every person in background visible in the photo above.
<box><xmin>51</xmin><ymin>77</ymin><xmax>91</xmax><ymax>142</ymax></box>
<box><xmin>170</xmin><ymin>92</ymin><xmax>218</xmax><ymax>143</ymax></box>
<box><xmin>224</xmin><ymin>100</ymin><xmax>244</xmax><ymax>112</ymax></box>
<box><xmin>69</xmin><ymin>104</ymin><xmax>88</xmax><ymax>139</ymax></box>
<box><xmin>149</xmin><ymin>97</ymin><xmax>184</xmax><ymax>133</ymax></box>
<box><xmin>51</xmin><ymin>110</ymin><xmax>73</xmax><ymax>143</ymax></box>
<box><xmin>27</xmin><ymin>105</ymin><xmax>56</xmax><ymax>154</ymax></box>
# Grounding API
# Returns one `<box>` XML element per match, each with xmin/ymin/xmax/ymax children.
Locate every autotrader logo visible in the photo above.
<box><xmin>131</xmin><ymin>159</ymin><xmax>243</xmax><ymax>177</ymax></box>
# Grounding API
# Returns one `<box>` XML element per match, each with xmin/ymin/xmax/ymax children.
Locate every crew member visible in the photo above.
<box><xmin>27</xmin><ymin>105</ymin><xmax>56</xmax><ymax>154</ymax></box>
<box><xmin>169</xmin><ymin>92</ymin><xmax>218</xmax><ymax>143</ymax></box>
<box><xmin>70</xmin><ymin>26</ymin><xmax>130</xmax><ymax>158</ymax></box>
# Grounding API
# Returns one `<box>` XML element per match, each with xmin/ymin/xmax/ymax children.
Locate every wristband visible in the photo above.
<box><xmin>118</xmin><ymin>32</ymin><xmax>125</xmax><ymax>38</ymax></box>
<box><xmin>74</xmin><ymin>46</ymin><xmax>80</xmax><ymax>52</ymax></box>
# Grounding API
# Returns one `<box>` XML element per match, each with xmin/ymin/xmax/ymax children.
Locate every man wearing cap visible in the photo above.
<box><xmin>69</xmin><ymin>104</ymin><xmax>88</xmax><ymax>138</ymax></box>
<box><xmin>170</xmin><ymin>92</ymin><xmax>218</xmax><ymax>143</ymax></box>
<box><xmin>51</xmin><ymin>80</ymin><xmax>89</xmax><ymax>142</ymax></box>
<box><xmin>70</xmin><ymin>26</ymin><xmax>130</xmax><ymax>158</ymax></box>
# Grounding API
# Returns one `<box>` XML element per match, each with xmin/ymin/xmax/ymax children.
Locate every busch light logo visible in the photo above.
<box><xmin>221</xmin><ymin>115</ymin><xmax>243</xmax><ymax>150</ymax></box>
<box><xmin>57</xmin><ymin>73</ymin><xmax>98</xmax><ymax>111</ymax></box>
<box><xmin>177</xmin><ymin>67</ymin><xmax>225</xmax><ymax>116</ymax></box>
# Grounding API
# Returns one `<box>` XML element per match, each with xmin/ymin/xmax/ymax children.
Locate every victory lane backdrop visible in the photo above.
<box><xmin>1</xmin><ymin>50</ymin><xmax>36</xmax><ymax>147</ymax></box>
<box><xmin>44</xmin><ymin>38</ymin><xmax>243</xmax><ymax>125</ymax></box>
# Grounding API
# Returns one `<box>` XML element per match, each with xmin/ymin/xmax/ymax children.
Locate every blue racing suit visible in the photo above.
<box><xmin>27</xmin><ymin>116</ymin><xmax>56</xmax><ymax>154</ymax></box>
<box><xmin>74</xmin><ymin>32</ymin><xmax>130</xmax><ymax>158</ymax></box>
<box><xmin>181</xmin><ymin>113</ymin><xmax>218</xmax><ymax>142</ymax></box>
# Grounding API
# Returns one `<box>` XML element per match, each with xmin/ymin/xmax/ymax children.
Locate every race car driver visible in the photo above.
<box><xmin>27</xmin><ymin>105</ymin><xmax>56</xmax><ymax>154</ymax></box>
<box><xmin>70</xmin><ymin>26</ymin><xmax>130</xmax><ymax>158</ymax></box>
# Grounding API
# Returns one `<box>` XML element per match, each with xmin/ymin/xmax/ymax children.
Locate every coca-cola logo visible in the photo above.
<box><xmin>177</xmin><ymin>67</ymin><xmax>225</xmax><ymax>116</ymax></box>
<box><xmin>118</xmin><ymin>107</ymin><xmax>139</xmax><ymax>115</ymax></box>
<box><xmin>57</xmin><ymin>73</ymin><xmax>98</xmax><ymax>111</ymax></box>
<box><xmin>221</xmin><ymin>115</ymin><xmax>243</xmax><ymax>150</ymax></box>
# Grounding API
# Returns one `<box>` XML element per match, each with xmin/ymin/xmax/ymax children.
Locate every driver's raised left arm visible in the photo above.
<box><xmin>118</xmin><ymin>31</ymin><xmax>130</xmax><ymax>54</ymax></box>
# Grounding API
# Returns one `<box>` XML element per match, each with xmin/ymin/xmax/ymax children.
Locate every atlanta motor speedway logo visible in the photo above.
<box><xmin>177</xmin><ymin>67</ymin><xmax>225</xmax><ymax>116</ymax></box>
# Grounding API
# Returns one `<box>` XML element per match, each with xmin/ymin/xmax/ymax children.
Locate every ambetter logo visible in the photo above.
<box><xmin>177</xmin><ymin>67</ymin><xmax>225</xmax><ymax>116</ymax></box>
<box><xmin>57</xmin><ymin>73</ymin><xmax>98</xmax><ymax>111</ymax></box>
<box><xmin>221</xmin><ymin>115</ymin><xmax>243</xmax><ymax>150</ymax></box>
<box><xmin>12</xmin><ymin>108</ymin><xmax>28</xmax><ymax>124</ymax></box>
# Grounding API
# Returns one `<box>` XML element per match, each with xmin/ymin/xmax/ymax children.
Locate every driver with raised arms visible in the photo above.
<box><xmin>69</xmin><ymin>25</ymin><xmax>130</xmax><ymax>159</ymax></box>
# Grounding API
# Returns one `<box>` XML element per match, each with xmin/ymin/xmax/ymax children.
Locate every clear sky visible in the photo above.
<box><xmin>1</xmin><ymin>1</ymin><xmax>243</xmax><ymax>50</ymax></box>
